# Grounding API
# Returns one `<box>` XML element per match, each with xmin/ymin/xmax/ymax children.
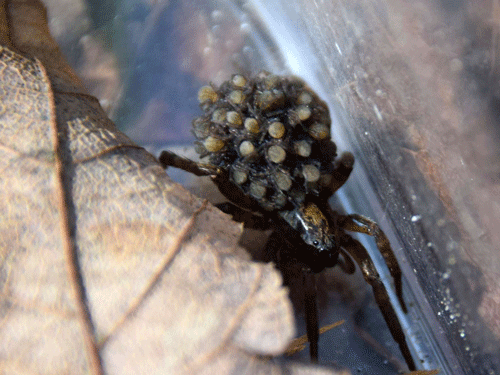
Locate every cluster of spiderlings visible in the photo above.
<box><xmin>193</xmin><ymin>71</ymin><xmax>337</xmax><ymax>211</ymax></box>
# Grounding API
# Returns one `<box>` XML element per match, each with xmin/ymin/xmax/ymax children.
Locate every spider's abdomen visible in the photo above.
<box><xmin>193</xmin><ymin>72</ymin><xmax>337</xmax><ymax>211</ymax></box>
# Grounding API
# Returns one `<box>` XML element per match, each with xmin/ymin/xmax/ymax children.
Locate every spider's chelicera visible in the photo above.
<box><xmin>160</xmin><ymin>72</ymin><xmax>415</xmax><ymax>371</ymax></box>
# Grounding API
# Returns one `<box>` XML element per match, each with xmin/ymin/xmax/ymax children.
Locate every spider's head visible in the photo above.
<box><xmin>279</xmin><ymin>202</ymin><xmax>340</xmax><ymax>272</ymax></box>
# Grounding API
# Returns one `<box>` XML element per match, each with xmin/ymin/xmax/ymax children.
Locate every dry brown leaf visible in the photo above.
<box><xmin>0</xmin><ymin>1</ymin><xmax>353</xmax><ymax>374</ymax></box>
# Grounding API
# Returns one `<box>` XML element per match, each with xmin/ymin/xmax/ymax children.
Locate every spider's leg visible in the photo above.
<box><xmin>265</xmin><ymin>230</ymin><xmax>320</xmax><ymax>362</ymax></box>
<box><xmin>325</xmin><ymin>152</ymin><xmax>355</xmax><ymax>195</ymax></box>
<box><xmin>303</xmin><ymin>272</ymin><xmax>319</xmax><ymax>362</ymax></box>
<box><xmin>215</xmin><ymin>202</ymin><xmax>272</xmax><ymax>230</ymax></box>
<box><xmin>159</xmin><ymin>150</ymin><xmax>219</xmax><ymax>176</ymax></box>
<box><xmin>337</xmin><ymin>214</ymin><xmax>405</xmax><ymax>312</ymax></box>
<box><xmin>338</xmin><ymin>248</ymin><xmax>356</xmax><ymax>274</ymax></box>
<box><xmin>338</xmin><ymin>228</ymin><xmax>416</xmax><ymax>371</ymax></box>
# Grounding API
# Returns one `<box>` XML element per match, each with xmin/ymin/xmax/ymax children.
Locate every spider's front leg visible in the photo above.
<box><xmin>215</xmin><ymin>202</ymin><xmax>273</xmax><ymax>231</ymax></box>
<box><xmin>336</xmin><ymin>215</ymin><xmax>416</xmax><ymax>371</ymax></box>
<box><xmin>337</xmin><ymin>214</ymin><xmax>405</xmax><ymax>311</ymax></box>
<box><xmin>321</xmin><ymin>152</ymin><xmax>355</xmax><ymax>198</ymax></box>
<box><xmin>159</xmin><ymin>150</ymin><xmax>219</xmax><ymax>176</ymax></box>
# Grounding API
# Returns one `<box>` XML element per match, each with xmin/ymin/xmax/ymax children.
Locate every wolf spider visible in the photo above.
<box><xmin>159</xmin><ymin>150</ymin><xmax>416</xmax><ymax>371</ymax></box>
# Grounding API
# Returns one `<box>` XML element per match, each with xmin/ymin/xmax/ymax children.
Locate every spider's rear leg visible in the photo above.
<box><xmin>337</xmin><ymin>220</ymin><xmax>416</xmax><ymax>371</ymax></box>
<box><xmin>159</xmin><ymin>150</ymin><xmax>219</xmax><ymax>176</ymax></box>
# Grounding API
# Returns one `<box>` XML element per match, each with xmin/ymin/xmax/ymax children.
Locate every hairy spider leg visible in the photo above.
<box><xmin>337</xmin><ymin>247</ymin><xmax>357</xmax><ymax>274</ymax></box>
<box><xmin>159</xmin><ymin>150</ymin><xmax>219</xmax><ymax>176</ymax></box>
<box><xmin>321</xmin><ymin>152</ymin><xmax>355</xmax><ymax>199</ymax></box>
<box><xmin>215</xmin><ymin>202</ymin><xmax>273</xmax><ymax>231</ymax></box>
<box><xmin>303</xmin><ymin>272</ymin><xmax>319</xmax><ymax>361</ymax></box>
<box><xmin>336</xmin><ymin>214</ymin><xmax>406</xmax><ymax>312</ymax></box>
<box><xmin>335</xmin><ymin>218</ymin><xmax>416</xmax><ymax>371</ymax></box>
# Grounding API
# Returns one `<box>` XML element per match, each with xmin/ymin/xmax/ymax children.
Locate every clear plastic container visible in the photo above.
<box><xmin>49</xmin><ymin>0</ymin><xmax>500</xmax><ymax>373</ymax></box>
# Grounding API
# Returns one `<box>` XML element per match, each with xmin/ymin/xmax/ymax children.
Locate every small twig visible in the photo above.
<box><xmin>285</xmin><ymin>320</ymin><xmax>345</xmax><ymax>356</ymax></box>
<box><xmin>407</xmin><ymin>370</ymin><xmax>440</xmax><ymax>375</ymax></box>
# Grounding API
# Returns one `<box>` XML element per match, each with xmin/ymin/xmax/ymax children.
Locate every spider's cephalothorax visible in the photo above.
<box><xmin>159</xmin><ymin>72</ymin><xmax>416</xmax><ymax>371</ymax></box>
<box><xmin>277</xmin><ymin>201</ymin><xmax>339</xmax><ymax>272</ymax></box>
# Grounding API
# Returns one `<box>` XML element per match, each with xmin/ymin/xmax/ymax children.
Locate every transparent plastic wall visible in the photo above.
<box><xmin>48</xmin><ymin>0</ymin><xmax>500</xmax><ymax>374</ymax></box>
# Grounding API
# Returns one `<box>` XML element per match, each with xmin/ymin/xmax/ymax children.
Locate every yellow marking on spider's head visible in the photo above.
<box><xmin>301</xmin><ymin>202</ymin><xmax>327</xmax><ymax>227</ymax></box>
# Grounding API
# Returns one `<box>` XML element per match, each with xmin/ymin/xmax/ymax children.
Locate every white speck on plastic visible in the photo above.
<box><xmin>211</xmin><ymin>10</ymin><xmax>223</xmax><ymax>22</ymax></box>
<box><xmin>411</xmin><ymin>215</ymin><xmax>422</xmax><ymax>222</ymax></box>
<box><xmin>240</xmin><ymin>23</ymin><xmax>251</xmax><ymax>33</ymax></box>
<box><xmin>335</xmin><ymin>42</ymin><xmax>342</xmax><ymax>55</ymax></box>
<box><xmin>373</xmin><ymin>104</ymin><xmax>383</xmax><ymax>121</ymax></box>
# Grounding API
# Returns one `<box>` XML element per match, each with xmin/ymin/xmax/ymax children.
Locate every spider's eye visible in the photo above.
<box><xmin>313</xmin><ymin>240</ymin><xmax>319</xmax><ymax>246</ymax></box>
